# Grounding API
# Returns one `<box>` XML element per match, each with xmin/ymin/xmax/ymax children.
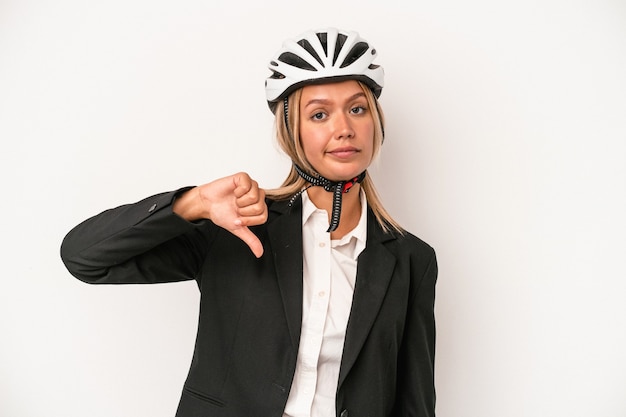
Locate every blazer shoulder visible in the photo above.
<box><xmin>400</xmin><ymin>230</ymin><xmax>435</xmax><ymax>253</ymax></box>
<box><xmin>386</xmin><ymin>228</ymin><xmax>436</xmax><ymax>260</ymax></box>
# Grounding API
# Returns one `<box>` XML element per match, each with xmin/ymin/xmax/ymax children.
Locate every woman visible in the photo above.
<box><xmin>61</xmin><ymin>28</ymin><xmax>437</xmax><ymax>417</ymax></box>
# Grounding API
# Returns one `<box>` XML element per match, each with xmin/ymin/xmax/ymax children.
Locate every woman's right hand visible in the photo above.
<box><xmin>173</xmin><ymin>172</ymin><xmax>268</xmax><ymax>258</ymax></box>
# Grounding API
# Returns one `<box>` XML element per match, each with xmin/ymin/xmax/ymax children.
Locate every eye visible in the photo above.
<box><xmin>311</xmin><ymin>111</ymin><xmax>327</xmax><ymax>121</ymax></box>
<box><xmin>350</xmin><ymin>105</ymin><xmax>367</xmax><ymax>115</ymax></box>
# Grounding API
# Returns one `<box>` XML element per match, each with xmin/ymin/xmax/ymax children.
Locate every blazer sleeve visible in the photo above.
<box><xmin>393</xmin><ymin>248</ymin><xmax>438</xmax><ymax>417</ymax></box>
<box><xmin>60</xmin><ymin>188</ymin><xmax>217</xmax><ymax>285</ymax></box>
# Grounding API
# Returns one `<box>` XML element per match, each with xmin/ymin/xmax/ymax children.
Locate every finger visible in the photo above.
<box><xmin>236</xmin><ymin>199</ymin><xmax>268</xmax><ymax>217</ymax></box>
<box><xmin>232</xmin><ymin>173</ymin><xmax>253</xmax><ymax>198</ymax></box>
<box><xmin>236</xmin><ymin>182</ymin><xmax>261</xmax><ymax>207</ymax></box>
<box><xmin>231</xmin><ymin>226</ymin><xmax>264</xmax><ymax>258</ymax></box>
<box><xmin>235</xmin><ymin>213</ymin><xmax>268</xmax><ymax>227</ymax></box>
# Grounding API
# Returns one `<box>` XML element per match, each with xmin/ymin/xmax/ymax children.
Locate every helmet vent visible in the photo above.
<box><xmin>340</xmin><ymin>42</ymin><xmax>369</xmax><ymax>68</ymax></box>
<box><xmin>269</xmin><ymin>70</ymin><xmax>285</xmax><ymax>80</ymax></box>
<box><xmin>316</xmin><ymin>32</ymin><xmax>328</xmax><ymax>56</ymax></box>
<box><xmin>278</xmin><ymin>52</ymin><xmax>316</xmax><ymax>71</ymax></box>
<box><xmin>332</xmin><ymin>33</ymin><xmax>348</xmax><ymax>66</ymax></box>
<box><xmin>297</xmin><ymin>39</ymin><xmax>324</xmax><ymax>67</ymax></box>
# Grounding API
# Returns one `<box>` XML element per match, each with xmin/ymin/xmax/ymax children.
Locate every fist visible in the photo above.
<box><xmin>174</xmin><ymin>172</ymin><xmax>268</xmax><ymax>258</ymax></box>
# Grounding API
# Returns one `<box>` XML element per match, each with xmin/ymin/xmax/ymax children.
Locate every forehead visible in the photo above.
<box><xmin>300</xmin><ymin>80</ymin><xmax>365</xmax><ymax>103</ymax></box>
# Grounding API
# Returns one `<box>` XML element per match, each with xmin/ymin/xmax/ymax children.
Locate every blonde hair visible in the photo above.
<box><xmin>265</xmin><ymin>81</ymin><xmax>404</xmax><ymax>235</ymax></box>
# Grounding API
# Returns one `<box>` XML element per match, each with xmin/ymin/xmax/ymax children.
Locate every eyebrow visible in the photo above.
<box><xmin>303</xmin><ymin>92</ymin><xmax>366</xmax><ymax>108</ymax></box>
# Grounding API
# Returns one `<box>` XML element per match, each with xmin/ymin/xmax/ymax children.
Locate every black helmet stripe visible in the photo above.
<box><xmin>340</xmin><ymin>42</ymin><xmax>369</xmax><ymax>68</ymax></box>
<box><xmin>316</xmin><ymin>32</ymin><xmax>328</xmax><ymax>56</ymax></box>
<box><xmin>277</xmin><ymin>52</ymin><xmax>317</xmax><ymax>71</ymax></box>
<box><xmin>297</xmin><ymin>39</ymin><xmax>324</xmax><ymax>67</ymax></box>
<box><xmin>332</xmin><ymin>33</ymin><xmax>348</xmax><ymax>66</ymax></box>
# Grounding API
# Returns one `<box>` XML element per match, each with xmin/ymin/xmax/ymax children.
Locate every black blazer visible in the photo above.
<box><xmin>61</xmin><ymin>189</ymin><xmax>437</xmax><ymax>417</ymax></box>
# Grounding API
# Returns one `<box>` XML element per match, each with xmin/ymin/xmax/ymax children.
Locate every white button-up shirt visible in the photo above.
<box><xmin>283</xmin><ymin>190</ymin><xmax>367</xmax><ymax>417</ymax></box>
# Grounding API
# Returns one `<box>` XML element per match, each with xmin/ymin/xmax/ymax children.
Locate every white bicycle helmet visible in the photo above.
<box><xmin>265</xmin><ymin>27</ymin><xmax>384</xmax><ymax>112</ymax></box>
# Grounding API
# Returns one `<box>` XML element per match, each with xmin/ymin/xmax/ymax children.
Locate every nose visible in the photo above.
<box><xmin>334</xmin><ymin>113</ymin><xmax>354</xmax><ymax>140</ymax></box>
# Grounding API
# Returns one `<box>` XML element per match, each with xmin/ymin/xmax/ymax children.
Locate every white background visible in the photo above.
<box><xmin>1</xmin><ymin>1</ymin><xmax>625</xmax><ymax>416</ymax></box>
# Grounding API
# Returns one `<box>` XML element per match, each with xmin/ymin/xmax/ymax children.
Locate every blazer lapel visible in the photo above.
<box><xmin>338</xmin><ymin>210</ymin><xmax>397</xmax><ymax>388</ymax></box>
<box><xmin>267</xmin><ymin>198</ymin><xmax>304</xmax><ymax>350</ymax></box>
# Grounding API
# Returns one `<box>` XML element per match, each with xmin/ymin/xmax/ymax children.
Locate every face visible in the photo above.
<box><xmin>298</xmin><ymin>80</ymin><xmax>375</xmax><ymax>182</ymax></box>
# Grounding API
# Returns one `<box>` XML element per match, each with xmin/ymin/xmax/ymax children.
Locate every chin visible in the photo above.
<box><xmin>323</xmin><ymin>167</ymin><xmax>367</xmax><ymax>182</ymax></box>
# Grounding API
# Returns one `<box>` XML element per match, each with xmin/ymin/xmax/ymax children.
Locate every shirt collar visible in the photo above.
<box><xmin>301</xmin><ymin>188</ymin><xmax>367</xmax><ymax>258</ymax></box>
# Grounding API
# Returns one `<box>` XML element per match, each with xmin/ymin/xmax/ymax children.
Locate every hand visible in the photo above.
<box><xmin>174</xmin><ymin>172</ymin><xmax>268</xmax><ymax>258</ymax></box>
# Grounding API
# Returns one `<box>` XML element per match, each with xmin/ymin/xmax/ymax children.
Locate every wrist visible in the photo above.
<box><xmin>173</xmin><ymin>187</ymin><xmax>205</xmax><ymax>221</ymax></box>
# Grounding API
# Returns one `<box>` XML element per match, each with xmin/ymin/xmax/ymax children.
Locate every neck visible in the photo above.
<box><xmin>306</xmin><ymin>184</ymin><xmax>362</xmax><ymax>239</ymax></box>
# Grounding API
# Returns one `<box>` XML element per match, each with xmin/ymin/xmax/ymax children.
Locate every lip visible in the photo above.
<box><xmin>327</xmin><ymin>146</ymin><xmax>360</xmax><ymax>159</ymax></box>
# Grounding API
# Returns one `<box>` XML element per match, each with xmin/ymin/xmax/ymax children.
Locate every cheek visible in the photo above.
<box><xmin>362</xmin><ymin>125</ymin><xmax>376</xmax><ymax>158</ymax></box>
<box><xmin>301</xmin><ymin>140</ymin><xmax>315</xmax><ymax>164</ymax></box>
<box><xmin>300</xmin><ymin>127</ymin><xmax>326</xmax><ymax>159</ymax></box>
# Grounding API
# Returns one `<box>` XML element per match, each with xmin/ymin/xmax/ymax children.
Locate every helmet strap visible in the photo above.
<box><xmin>283</xmin><ymin>97</ymin><xmax>293</xmax><ymax>142</ymax></box>
<box><xmin>375</xmin><ymin>99</ymin><xmax>386</xmax><ymax>141</ymax></box>
<box><xmin>288</xmin><ymin>164</ymin><xmax>366</xmax><ymax>233</ymax></box>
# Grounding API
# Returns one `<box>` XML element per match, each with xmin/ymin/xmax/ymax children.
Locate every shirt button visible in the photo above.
<box><xmin>318</xmin><ymin>291</ymin><xmax>325</xmax><ymax>297</ymax></box>
<box><xmin>319</xmin><ymin>242</ymin><xmax>326</xmax><ymax>248</ymax></box>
